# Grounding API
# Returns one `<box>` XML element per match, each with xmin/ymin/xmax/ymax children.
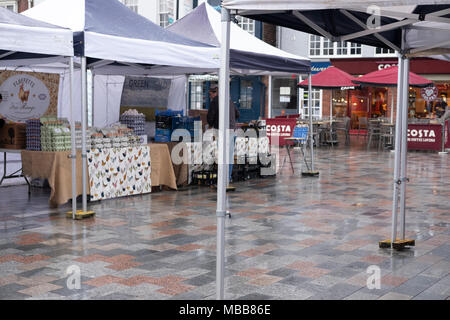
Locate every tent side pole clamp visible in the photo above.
<box><xmin>81</xmin><ymin>154</ymin><xmax>87</xmax><ymax>158</ymax></box>
<box><xmin>216</xmin><ymin>210</ymin><xmax>226</xmax><ymax>218</ymax></box>
<box><xmin>68</xmin><ymin>154</ymin><xmax>77</xmax><ymax>159</ymax></box>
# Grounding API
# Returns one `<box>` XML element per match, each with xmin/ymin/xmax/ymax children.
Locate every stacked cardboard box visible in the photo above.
<box><xmin>0</xmin><ymin>122</ymin><xmax>26</xmax><ymax>149</ymax></box>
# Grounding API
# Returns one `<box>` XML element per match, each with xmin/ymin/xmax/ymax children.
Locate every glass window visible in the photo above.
<box><xmin>336</xmin><ymin>41</ymin><xmax>348</xmax><ymax>55</ymax></box>
<box><xmin>323</xmin><ymin>39</ymin><xmax>334</xmax><ymax>55</ymax></box>
<box><xmin>240</xmin><ymin>80</ymin><xmax>253</xmax><ymax>110</ymax></box>
<box><xmin>190</xmin><ymin>81</ymin><xmax>205</xmax><ymax>110</ymax></box>
<box><xmin>236</xmin><ymin>16</ymin><xmax>255</xmax><ymax>35</ymax></box>
<box><xmin>159</xmin><ymin>0</ymin><xmax>174</xmax><ymax>27</ymax></box>
<box><xmin>350</xmin><ymin>43</ymin><xmax>362</xmax><ymax>55</ymax></box>
<box><xmin>121</xmin><ymin>0</ymin><xmax>138</xmax><ymax>13</ymax></box>
<box><xmin>309</xmin><ymin>35</ymin><xmax>321</xmax><ymax>56</ymax></box>
<box><xmin>309</xmin><ymin>36</ymin><xmax>361</xmax><ymax>57</ymax></box>
<box><xmin>302</xmin><ymin>89</ymin><xmax>322</xmax><ymax>119</ymax></box>
<box><xmin>375</xmin><ymin>47</ymin><xmax>396</xmax><ymax>55</ymax></box>
<box><xmin>271</xmin><ymin>77</ymin><xmax>299</xmax><ymax>116</ymax></box>
<box><xmin>0</xmin><ymin>2</ymin><xmax>17</xmax><ymax>12</ymax></box>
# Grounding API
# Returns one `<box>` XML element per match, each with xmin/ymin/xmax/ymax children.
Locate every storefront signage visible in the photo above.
<box><xmin>377</xmin><ymin>63</ymin><xmax>397</xmax><ymax>70</ymax></box>
<box><xmin>420</xmin><ymin>86</ymin><xmax>439</xmax><ymax>102</ymax></box>
<box><xmin>0</xmin><ymin>74</ymin><xmax>50</xmax><ymax>122</ymax></box>
<box><xmin>407</xmin><ymin>123</ymin><xmax>442</xmax><ymax>151</ymax></box>
<box><xmin>311</xmin><ymin>62</ymin><xmax>331</xmax><ymax>75</ymax></box>
<box><xmin>264</xmin><ymin>118</ymin><xmax>297</xmax><ymax>146</ymax></box>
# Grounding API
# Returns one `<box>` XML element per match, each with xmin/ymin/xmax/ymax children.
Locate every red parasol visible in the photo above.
<box><xmin>298</xmin><ymin>66</ymin><xmax>358</xmax><ymax>89</ymax></box>
<box><xmin>352</xmin><ymin>66</ymin><xmax>433</xmax><ymax>87</ymax></box>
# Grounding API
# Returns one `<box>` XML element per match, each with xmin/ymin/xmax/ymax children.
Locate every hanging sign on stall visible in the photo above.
<box><xmin>264</xmin><ymin>118</ymin><xmax>297</xmax><ymax>146</ymax></box>
<box><xmin>407</xmin><ymin>123</ymin><xmax>442</xmax><ymax>151</ymax></box>
<box><xmin>420</xmin><ymin>86</ymin><xmax>438</xmax><ymax>102</ymax></box>
<box><xmin>0</xmin><ymin>71</ymin><xmax>59</xmax><ymax>122</ymax></box>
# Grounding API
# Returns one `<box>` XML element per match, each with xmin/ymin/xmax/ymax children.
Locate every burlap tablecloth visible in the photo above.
<box><xmin>154</xmin><ymin>142</ymin><xmax>189</xmax><ymax>187</ymax></box>
<box><xmin>21</xmin><ymin>144</ymin><xmax>177</xmax><ymax>207</ymax></box>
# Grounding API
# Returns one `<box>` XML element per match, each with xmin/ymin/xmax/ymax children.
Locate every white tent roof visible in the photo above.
<box><xmin>23</xmin><ymin>0</ymin><xmax>220</xmax><ymax>73</ymax></box>
<box><xmin>0</xmin><ymin>7</ymin><xmax>73</xmax><ymax>66</ymax></box>
<box><xmin>167</xmin><ymin>3</ymin><xmax>310</xmax><ymax>75</ymax></box>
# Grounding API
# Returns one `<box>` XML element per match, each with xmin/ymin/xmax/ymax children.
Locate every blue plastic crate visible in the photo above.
<box><xmin>154</xmin><ymin>135</ymin><xmax>170</xmax><ymax>142</ymax></box>
<box><xmin>155</xmin><ymin>109</ymin><xmax>184</xmax><ymax>117</ymax></box>
<box><xmin>155</xmin><ymin>128</ymin><xmax>172</xmax><ymax>137</ymax></box>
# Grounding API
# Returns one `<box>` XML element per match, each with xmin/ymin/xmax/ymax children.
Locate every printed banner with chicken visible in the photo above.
<box><xmin>87</xmin><ymin>146</ymin><xmax>151</xmax><ymax>201</ymax></box>
<box><xmin>0</xmin><ymin>71</ymin><xmax>59</xmax><ymax>122</ymax></box>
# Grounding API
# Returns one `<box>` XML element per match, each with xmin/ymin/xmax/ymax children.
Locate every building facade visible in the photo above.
<box><xmin>0</xmin><ymin>0</ymin><xmax>31</xmax><ymax>12</ymax></box>
<box><xmin>277</xmin><ymin>27</ymin><xmax>450</xmax><ymax>126</ymax></box>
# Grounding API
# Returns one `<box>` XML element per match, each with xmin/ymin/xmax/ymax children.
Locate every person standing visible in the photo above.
<box><xmin>207</xmin><ymin>83</ymin><xmax>240</xmax><ymax>190</ymax></box>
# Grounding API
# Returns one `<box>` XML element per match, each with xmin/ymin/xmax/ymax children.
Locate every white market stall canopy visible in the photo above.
<box><xmin>222</xmin><ymin>1</ymin><xmax>450</xmax><ymax>58</ymax></box>
<box><xmin>23</xmin><ymin>0</ymin><xmax>221</xmax><ymax>75</ymax></box>
<box><xmin>167</xmin><ymin>2</ymin><xmax>310</xmax><ymax>75</ymax></box>
<box><xmin>0</xmin><ymin>7</ymin><xmax>73</xmax><ymax>66</ymax></box>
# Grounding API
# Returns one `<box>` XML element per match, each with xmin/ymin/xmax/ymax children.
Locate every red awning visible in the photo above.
<box><xmin>352</xmin><ymin>66</ymin><xmax>433</xmax><ymax>88</ymax></box>
<box><xmin>298</xmin><ymin>66</ymin><xmax>358</xmax><ymax>89</ymax></box>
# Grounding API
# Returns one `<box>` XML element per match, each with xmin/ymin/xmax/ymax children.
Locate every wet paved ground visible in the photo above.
<box><xmin>0</xmin><ymin>137</ymin><xmax>449</xmax><ymax>300</ymax></box>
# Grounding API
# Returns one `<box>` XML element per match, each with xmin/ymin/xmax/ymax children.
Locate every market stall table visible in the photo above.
<box><xmin>0</xmin><ymin>148</ymin><xmax>30</xmax><ymax>190</ymax></box>
<box><xmin>21</xmin><ymin>143</ymin><xmax>177</xmax><ymax>207</ymax></box>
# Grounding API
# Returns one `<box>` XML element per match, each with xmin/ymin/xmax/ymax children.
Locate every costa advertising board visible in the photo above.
<box><xmin>407</xmin><ymin>123</ymin><xmax>442</xmax><ymax>151</ymax></box>
<box><xmin>264</xmin><ymin>118</ymin><xmax>297</xmax><ymax>146</ymax></box>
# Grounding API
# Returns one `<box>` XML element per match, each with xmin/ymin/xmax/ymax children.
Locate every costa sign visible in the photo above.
<box><xmin>0</xmin><ymin>74</ymin><xmax>50</xmax><ymax>122</ymax></box>
<box><xmin>407</xmin><ymin>124</ymin><xmax>442</xmax><ymax>151</ymax></box>
<box><xmin>378</xmin><ymin>63</ymin><xmax>397</xmax><ymax>70</ymax></box>
<box><xmin>264</xmin><ymin>118</ymin><xmax>297</xmax><ymax>146</ymax></box>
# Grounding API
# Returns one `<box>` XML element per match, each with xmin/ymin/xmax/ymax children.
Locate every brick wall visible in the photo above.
<box><xmin>262</xmin><ymin>23</ymin><xmax>276</xmax><ymax>47</ymax></box>
<box><xmin>17</xmin><ymin>0</ymin><xmax>29</xmax><ymax>13</ymax></box>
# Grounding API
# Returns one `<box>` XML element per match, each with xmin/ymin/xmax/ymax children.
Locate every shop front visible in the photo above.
<box><xmin>332</xmin><ymin>57</ymin><xmax>450</xmax><ymax>131</ymax></box>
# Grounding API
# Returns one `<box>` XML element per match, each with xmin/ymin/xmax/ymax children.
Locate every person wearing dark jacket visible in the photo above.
<box><xmin>206</xmin><ymin>84</ymin><xmax>240</xmax><ymax>189</ymax></box>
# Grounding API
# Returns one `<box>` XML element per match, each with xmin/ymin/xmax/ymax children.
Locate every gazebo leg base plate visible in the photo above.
<box><xmin>379</xmin><ymin>239</ymin><xmax>415</xmax><ymax>250</ymax></box>
<box><xmin>66</xmin><ymin>210</ymin><xmax>96</xmax><ymax>220</ymax></box>
<box><xmin>302</xmin><ymin>171</ymin><xmax>320</xmax><ymax>177</ymax></box>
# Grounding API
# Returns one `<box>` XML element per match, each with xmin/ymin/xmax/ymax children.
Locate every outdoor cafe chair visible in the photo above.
<box><xmin>358</xmin><ymin>116</ymin><xmax>368</xmax><ymax>138</ymax></box>
<box><xmin>367</xmin><ymin>120</ymin><xmax>381</xmax><ymax>149</ymax></box>
<box><xmin>335</xmin><ymin>117</ymin><xmax>350</xmax><ymax>145</ymax></box>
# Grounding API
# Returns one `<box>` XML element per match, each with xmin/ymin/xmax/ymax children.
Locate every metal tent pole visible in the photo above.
<box><xmin>91</xmin><ymin>71</ymin><xmax>95</xmax><ymax>127</ymax></box>
<box><xmin>268</xmin><ymin>75</ymin><xmax>272</xmax><ymax>118</ymax></box>
<box><xmin>69</xmin><ymin>57</ymin><xmax>77</xmax><ymax>219</ymax></box>
<box><xmin>399</xmin><ymin>57</ymin><xmax>410</xmax><ymax>240</ymax></box>
<box><xmin>390</xmin><ymin>90</ymin><xmax>394</xmax><ymax>124</ymax></box>
<box><xmin>309</xmin><ymin>73</ymin><xmax>314</xmax><ymax>171</ymax></box>
<box><xmin>390</xmin><ymin>56</ymin><xmax>404</xmax><ymax>247</ymax></box>
<box><xmin>216</xmin><ymin>7</ymin><xmax>231</xmax><ymax>301</ymax></box>
<box><xmin>81</xmin><ymin>57</ymin><xmax>88</xmax><ymax>213</ymax></box>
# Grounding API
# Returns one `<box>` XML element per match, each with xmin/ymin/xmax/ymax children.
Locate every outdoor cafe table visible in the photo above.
<box><xmin>21</xmin><ymin>144</ymin><xmax>177</xmax><ymax>207</ymax></box>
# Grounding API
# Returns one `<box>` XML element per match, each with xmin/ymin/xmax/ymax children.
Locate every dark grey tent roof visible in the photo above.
<box><xmin>225</xmin><ymin>4</ymin><xmax>450</xmax><ymax>52</ymax></box>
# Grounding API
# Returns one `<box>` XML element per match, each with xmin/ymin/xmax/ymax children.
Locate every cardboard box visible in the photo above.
<box><xmin>0</xmin><ymin>123</ymin><xmax>26</xmax><ymax>149</ymax></box>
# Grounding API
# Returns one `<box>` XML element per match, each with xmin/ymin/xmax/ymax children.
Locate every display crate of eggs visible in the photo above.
<box><xmin>119</xmin><ymin>114</ymin><xmax>146</xmax><ymax>136</ymax></box>
<box><xmin>74</xmin><ymin>126</ymin><xmax>92</xmax><ymax>150</ymax></box>
<box><xmin>40</xmin><ymin>126</ymin><xmax>71</xmax><ymax>151</ymax></box>
<box><xmin>26</xmin><ymin>119</ymin><xmax>41</xmax><ymax>151</ymax></box>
